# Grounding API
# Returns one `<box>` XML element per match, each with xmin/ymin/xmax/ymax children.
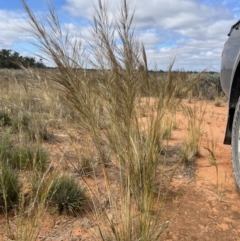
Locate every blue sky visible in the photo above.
<box><xmin>0</xmin><ymin>0</ymin><xmax>239</xmax><ymax>71</ymax></box>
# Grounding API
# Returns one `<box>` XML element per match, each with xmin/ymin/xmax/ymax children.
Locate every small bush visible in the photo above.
<box><xmin>10</xmin><ymin>146</ymin><xmax>49</xmax><ymax>171</ymax></box>
<box><xmin>0</xmin><ymin>164</ymin><xmax>20</xmax><ymax>210</ymax></box>
<box><xmin>47</xmin><ymin>175</ymin><xmax>87</xmax><ymax>214</ymax></box>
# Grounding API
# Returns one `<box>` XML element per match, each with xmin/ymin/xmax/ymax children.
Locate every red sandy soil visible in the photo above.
<box><xmin>1</xmin><ymin>99</ymin><xmax>239</xmax><ymax>241</ymax></box>
<box><xmin>162</xmin><ymin>100</ymin><xmax>237</xmax><ymax>241</ymax></box>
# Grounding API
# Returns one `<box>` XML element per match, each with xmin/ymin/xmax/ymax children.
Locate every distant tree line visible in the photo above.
<box><xmin>0</xmin><ymin>49</ymin><xmax>46</xmax><ymax>69</ymax></box>
<box><xmin>155</xmin><ymin>70</ymin><xmax>219</xmax><ymax>74</ymax></box>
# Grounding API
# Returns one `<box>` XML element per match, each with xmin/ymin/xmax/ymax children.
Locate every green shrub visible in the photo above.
<box><xmin>0</xmin><ymin>164</ymin><xmax>20</xmax><ymax>210</ymax></box>
<box><xmin>47</xmin><ymin>175</ymin><xmax>87</xmax><ymax>214</ymax></box>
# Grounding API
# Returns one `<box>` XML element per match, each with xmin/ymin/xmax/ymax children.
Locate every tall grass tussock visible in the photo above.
<box><xmin>0</xmin><ymin>0</ymin><xmax>212</xmax><ymax>240</ymax></box>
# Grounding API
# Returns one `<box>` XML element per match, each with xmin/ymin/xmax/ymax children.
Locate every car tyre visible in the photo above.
<box><xmin>232</xmin><ymin>97</ymin><xmax>240</xmax><ymax>189</ymax></box>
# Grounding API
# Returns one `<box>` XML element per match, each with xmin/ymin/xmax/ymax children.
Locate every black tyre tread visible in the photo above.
<box><xmin>232</xmin><ymin>97</ymin><xmax>240</xmax><ymax>190</ymax></box>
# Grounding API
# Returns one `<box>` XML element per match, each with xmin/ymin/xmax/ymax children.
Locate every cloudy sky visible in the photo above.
<box><xmin>0</xmin><ymin>0</ymin><xmax>239</xmax><ymax>71</ymax></box>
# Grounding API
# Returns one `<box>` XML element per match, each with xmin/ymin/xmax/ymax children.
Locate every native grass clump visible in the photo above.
<box><xmin>181</xmin><ymin>102</ymin><xmax>206</xmax><ymax>165</ymax></box>
<box><xmin>0</xmin><ymin>163</ymin><xmax>20</xmax><ymax>210</ymax></box>
<box><xmin>0</xmin><ymin>68</ymin><xmax>89</xmax><ymax>239</ymax></box>
<box><xmin>46</xmin><ymin>174</ymin><xmax>88</xmax><ymax>214</ymax></box>
<box><xmin>20</xmin><ymin>0</ymin><xmax>207</xmax><ymax>240</ymax></box>
<box><xmin>0</xmin><ymin>0</ymin><xmax>210</xmax><ymax>240</ymax></box>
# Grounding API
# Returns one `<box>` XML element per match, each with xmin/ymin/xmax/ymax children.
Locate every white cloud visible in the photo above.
<box><xmin>139</xmin><ymin>31</ymin><xmax>165</xmax><ymax>51</ymax></box>
<box><xmin>0</xmin><ymin>10</ymin><xmax>29</xmax><ymax>48</ymax></box>
<box><xmin>61</xmin><ymin>0</ymin><xmax>236</xmax><ymax>70</ymax></box>
<box><xmin>63</xmin><ymin>0</ymin><xmax>94</xmax><ymax>18</ymax></box>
